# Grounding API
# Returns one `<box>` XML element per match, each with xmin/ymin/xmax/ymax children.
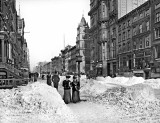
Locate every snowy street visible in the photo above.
<box><xmin>0</xmin><ymin>76</ymin><xmax>160</xmax><ymax>123</ymax></box>
<box><xmin>41</xmin><ymin>79</ymin><xmax>116</xmax><ymax>123</ymax></box>
<box><xmin>57</xmin><ymin>81</ymin><xmax>114</xmax><ymax>123</ymax></box>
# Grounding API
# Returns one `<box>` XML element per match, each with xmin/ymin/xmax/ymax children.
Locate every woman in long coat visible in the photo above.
<box><xmin>71</xmin><ymin>75</ymin><xmax>80</xmax><ymax>103</ymax></box>
<box><xmin>62</xmin><ymin>75</ymin><xmax>72</xmax><ymax>104</ymax></box>
<box><xmin>46</xmin><ymin>72</ymin><xmax>52</xmax><ymax>86</ymax></box>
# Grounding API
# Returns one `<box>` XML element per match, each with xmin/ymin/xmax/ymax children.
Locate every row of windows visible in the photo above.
<box><xmin>119</xmin><ymin>21</ymin><xmax>149</xmax><ymax>42</ymax></box>
<box><xmin>118</xmin><ymin>35</ymin><xmax>151</xmax><ymax>53</ymax></box>
<box><xmin>118</xmin><ymin>11</ymin><xmax>150</xmax><ymax>32</ymax></box>
<box><xmin>133</xmin><ymin>9</ymin><xmax>150</xmax><ymax>23</ymax></box>
<box><xmin>133</xmin><ymin>21</ymin><xmax>150</xmax><ymax>36</ymax></box>
<box><xmin>118</xmin><ymin>29</ymin><xmax>131</xmax><ymax>42</ymax></box>
<box><xmin>118</xmin><ymin>20</ymin><xmax>131</xmax><ymax>31</ymax></box>
<box><xmin>118</xmin><ymin>41</ymin><xmax>131</xmax><ymax>53</ymax></box>
<box><xmin>133</xmin><ymin>35</ymin><xmax>151</xmax><ymax>50</ymax></box>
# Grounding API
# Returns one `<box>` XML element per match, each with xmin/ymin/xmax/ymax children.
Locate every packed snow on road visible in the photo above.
<box><xmin>0</xmin><ymin>75</ymin><xmax>160</xmax><ymax>123</ymax></box>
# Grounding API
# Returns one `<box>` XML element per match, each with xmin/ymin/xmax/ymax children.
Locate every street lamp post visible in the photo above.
<box><xmin>76</xmin><ymin>55</ymin><xmax>82</xmax><ymax>84</ymax></box>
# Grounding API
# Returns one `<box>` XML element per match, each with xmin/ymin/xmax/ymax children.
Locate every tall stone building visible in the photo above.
<box><xmin>88</xmin><ymin>0</ymin><xmax>101</xmax><ymax>77</ymax></box>
<box><xmin>117</xmin><ymin>1</ymin><xmax>151</xmax><ymax>78</ymax></box>
<box><xmin>0</xmin><ymin>0</ymin><xmax>29</xmax><ymax>79</ymax></box>
<box><xmin>88</xmin><ymin>0</ymin><xmax>118</xmax><ymax>77</ymax></box>
<box><xmin>76</xmin><ymin>16</ymin><xmax>90</xmax><ymax>74</ymax></box>
<box><xmin>17</xmin><ymin>16</ymin><xmax>30</xmax><ymax>72</ymax></box>
<box><xmin>88</xmin><ymin>0</ymin><xmax>160</xmax><ymax>78</ymax></box>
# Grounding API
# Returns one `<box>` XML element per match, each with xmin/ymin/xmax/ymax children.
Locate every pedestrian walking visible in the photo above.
<box><xmin>62</xmin><ymin>75</ymin><xmax>72</xmax><ymax>104</ymax></box>
<box><xmin>34</xmin><ymin>72</ymin><xmax>38</xmax><ymax>82</ymax></box>
<box><xmin>29</xmin><ymin>72</ymin><xmax>32</xmax><ymax>82</ymax></box>
<box><xmin>52</xmin><ymin>71</ymin><xmax>60</xmax><ymax>90</ymax></box>
<box><xmin>46</xmin><ymin>72</ymin><xmax>52</xmax><ymax>86</ymax></box>
<box><xmin>42</xmin><ymin>74</ymin><xmax>45</xmax><ymax>80</ymax></box>
<box><xmin>71</xmin><ymin>75</ymin><xmax>80</xmax><ymax>103</ymax></box>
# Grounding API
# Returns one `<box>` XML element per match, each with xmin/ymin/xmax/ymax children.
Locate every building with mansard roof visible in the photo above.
<box><xmin>76</xmin><ymin>15</ymin><xmax>91</xmax><ymax>74</ymax></box>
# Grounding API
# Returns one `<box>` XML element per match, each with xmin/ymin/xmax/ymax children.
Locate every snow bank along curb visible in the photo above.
<box><xmin>0</xmin><ymin>82</ymin><xmax>78</xmax><ymax>123</ymax></box>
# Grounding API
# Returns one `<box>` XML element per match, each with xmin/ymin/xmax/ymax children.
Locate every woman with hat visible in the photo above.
<box><xmin>62</xmin><ymin>75</ymin><xmax>72</xmax><ymax>104</ymax></box>
<box><xmin>71</xmin><ymin>75</ymin><xmax>80</xmax><ymax>103</ymax></box>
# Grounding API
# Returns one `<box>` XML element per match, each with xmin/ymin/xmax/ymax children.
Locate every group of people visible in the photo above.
<box><xmin>46</xmin><ymin>72</ymin><xmax>80</xmax><ymax>104</ymax></box>
<box><xmin>62</xmin><ymin>75</ymin><xmax>80</xmax><ymax>104</ymax></box>
<box><xmin>46</xmin><ymin>71</ymin><xmax>60</xmax><ymax>90</ymax></box>
<box><xmin>29</xmin><ymin>72</ymin><xmax>39</xmax><ymax>82</ymax></box>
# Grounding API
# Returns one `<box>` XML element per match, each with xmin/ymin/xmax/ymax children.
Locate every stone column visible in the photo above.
<box><xmin>102</xmin><ymin>42</ymin><xmax>107</xmax><ymax>77</ymax></box>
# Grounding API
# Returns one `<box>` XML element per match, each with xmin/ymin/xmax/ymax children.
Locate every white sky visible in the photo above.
<box><xmin>16</xmin><ymin>0</ymin><xmax>90</xmax><ymax>71</ymax></box>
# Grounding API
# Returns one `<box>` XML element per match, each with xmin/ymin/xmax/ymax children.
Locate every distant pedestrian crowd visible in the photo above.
<box><xmin>46</xmin><ymin>71</ymin><xmax>80</xmax><ymax>104</ymax></box>
<box><xmin>29</xmin><ymin>72</ymin><xmax>39</xmax><ymax>82</ymax></box>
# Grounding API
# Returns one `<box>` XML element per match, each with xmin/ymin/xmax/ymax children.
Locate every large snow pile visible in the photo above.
<box><xmin>96</xmin><ymin>76</ymin><xmax>145</xmax><ymax>86</ymax></box>
<box><xmin>144</xmin><ymin>79</ymin><xmax>160</xmax><ymax>89</ymax></box>
<box><xmin>80</xmin><ymin>76</ymin><xmax>160</xmax><ymax>122</ymax></box>
<box><xmin>0</xmin><ymin>82</ymin><xmax>78</xmax><ymax>123</ymax></box>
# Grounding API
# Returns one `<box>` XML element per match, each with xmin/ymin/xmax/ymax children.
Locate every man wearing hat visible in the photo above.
<box><xmin>46</xmin><ymin>72</ymin><xmax>52</xmax><ymax>86</ymax></box>
<box><xmin>62</xmin><ymin>75</ymin><xmax>72</xmax><ymax>104</ymax></box>
<box><xmin>52</xmin><ymin>71</ymin><xmax>60</xmax><ymax>90</ymax></box>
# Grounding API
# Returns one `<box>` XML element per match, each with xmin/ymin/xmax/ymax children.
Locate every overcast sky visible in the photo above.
<box><xmin>16</xmin><ymin>0</ymin><xmax>90</xmax><ymax>71</ymax></box>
